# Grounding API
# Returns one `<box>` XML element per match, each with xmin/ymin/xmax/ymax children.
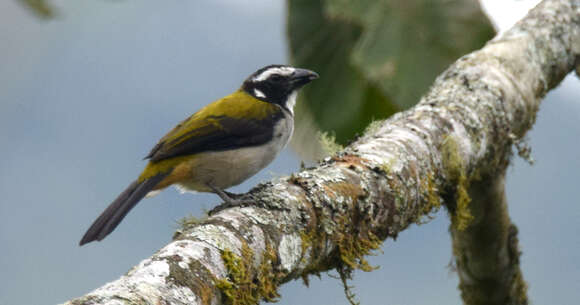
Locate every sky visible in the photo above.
<box><xmin>0</xmin><ymin>0</ymin><xmax>578</xmax><ymax>305</ymax></box>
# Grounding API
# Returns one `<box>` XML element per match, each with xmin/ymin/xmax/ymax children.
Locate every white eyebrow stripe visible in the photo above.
<box><xmin>253</xmin><ymin>67</ymin><xmax>295</xmax><ymax>82</ymax></box>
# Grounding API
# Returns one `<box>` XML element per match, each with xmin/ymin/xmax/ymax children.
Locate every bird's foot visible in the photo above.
<box><xmin>208</xmin><ymin>197</ymin><xmax>256</xmax><ymax>215</ymax></box>
<box><xmin>207</xmin><ymin>185</ymin><xmax>256</xmax><ymax>215</ymax></box>
<box><xmin>206</xmin><ymin>184</ymin><xmax>291</xmax><ymax>215</ymax></box>
<box><xmin>223</xmin><ymin>190</ymin><xmax>245</xmax><ymax>200</ymax></box>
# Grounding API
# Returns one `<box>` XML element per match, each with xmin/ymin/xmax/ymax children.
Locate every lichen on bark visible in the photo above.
<box><xmin>62</xmin><ymin>1</ymin><xmax>580</xmax><ymax>305</ymax></box>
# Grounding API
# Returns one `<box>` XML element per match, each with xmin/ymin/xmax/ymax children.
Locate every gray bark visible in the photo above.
<box><xmin>64</xmin><ymin>0</ymin><xmax>580</xmax><ymax>304</ymax></box>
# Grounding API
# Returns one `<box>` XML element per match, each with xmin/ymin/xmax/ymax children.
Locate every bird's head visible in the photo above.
<box><xmin>242</xmin><ymin>65</ymin><xmax>318</xmax><ymax>113</ymax></box>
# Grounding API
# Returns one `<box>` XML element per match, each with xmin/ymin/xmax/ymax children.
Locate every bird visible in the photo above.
<box><xmin>79</xmin><ymin>65</ymin><xmax>318</xmax><ymax>245</ymax></box>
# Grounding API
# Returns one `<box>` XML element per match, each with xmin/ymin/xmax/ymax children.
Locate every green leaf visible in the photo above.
<box><xmin>288</xmin><ymin>0</ymin><xmax>495</xmax><ymax>156</ymax></box>
<box><xmin>18</xmin><ymin>0</ymin><xmax>56</xmax><ymax>19</ymax></box>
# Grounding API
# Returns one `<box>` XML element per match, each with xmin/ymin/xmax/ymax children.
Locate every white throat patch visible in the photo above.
<box><xmin>253</xmin><ymin>66</ymin><xmax>296</xmax><ymax>82</ymax></box>
<box><xmin>285</xmin><ymin>91</ymin><xmax>298</xmax><ymax>114</ymax></box>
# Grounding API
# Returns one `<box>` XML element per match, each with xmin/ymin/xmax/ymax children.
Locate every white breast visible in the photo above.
<box><xmin>177</xmin><ymin>114</ymin><xmax>294</xmax><ymax>192</ymax></box>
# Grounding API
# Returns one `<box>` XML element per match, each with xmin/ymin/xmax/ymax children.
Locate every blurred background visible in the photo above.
<box><xmin>0</xmin><ymin>0</ymin><xmax>578</xmax><ymax>304</ymax></box>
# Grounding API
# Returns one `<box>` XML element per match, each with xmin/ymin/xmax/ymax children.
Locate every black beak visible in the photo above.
<box><xmin>291</xmin><ymin>68</ymin><xmax>319</xmax><ymax>88</ymax></box>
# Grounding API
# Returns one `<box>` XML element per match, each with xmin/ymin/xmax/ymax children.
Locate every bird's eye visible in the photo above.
<box><xmin>270</xmin><ymin>74</ymin><xmax>283</xmax><ymax>82</ymax></box>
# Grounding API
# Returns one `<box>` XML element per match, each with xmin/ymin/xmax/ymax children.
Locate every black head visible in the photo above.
<box><xmin>242</xmin><ymin>65</ymin><xmax>318</xmax><ymax>112</ymax></box>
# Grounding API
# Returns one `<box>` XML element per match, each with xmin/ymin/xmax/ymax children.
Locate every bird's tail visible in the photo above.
<box><xmin>79</xmin><ymin>172</ymin><xmax>169</xmax><ymax>246</ymax></box>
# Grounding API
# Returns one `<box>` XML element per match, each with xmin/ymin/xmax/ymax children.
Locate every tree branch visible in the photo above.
<box><xmin>451</xmin><ymin>172</ymin><xmax>527</xmax><ymax>305</ymax></box>
<box><xmin>64</xmin><ymin>1</ymin><xmax>580</xmax><ymax>304</ymax></box>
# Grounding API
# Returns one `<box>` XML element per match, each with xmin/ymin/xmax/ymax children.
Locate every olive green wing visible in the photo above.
<box><xmin>145</xmin><ymin>91</ymin><xmax>282</xmax><ymax>162</ymax></box>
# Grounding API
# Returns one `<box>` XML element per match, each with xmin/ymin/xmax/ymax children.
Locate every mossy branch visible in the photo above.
<box><xmin>451</xmin><ymin>173</ymin><xmax>528</xmax><ymax>305</ymax></box>
<box><xmin>63</xmin><ymin>1</ymin><xmax>580</xmax><ymax>305</ymax></box>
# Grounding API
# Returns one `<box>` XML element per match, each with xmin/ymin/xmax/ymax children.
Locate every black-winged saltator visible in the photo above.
<box><xmin>79</xmin><ymin>65</ymin><xmax>318</xmax><ymax>245</ymax></box>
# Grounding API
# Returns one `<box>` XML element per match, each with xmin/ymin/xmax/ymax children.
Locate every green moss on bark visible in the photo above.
<box><xmin>216</xmin><ymin>243</ymin><xmax>282</xmax><ymax>305</ymax></box>
<box><xmin>441</xmin><ymin>136</ymin><xmax>473</xmax><ymax>230</ymax></box>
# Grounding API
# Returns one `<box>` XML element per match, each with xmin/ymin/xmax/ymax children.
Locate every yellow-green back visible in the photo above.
<box><xmin>158</xmin><ymin>90</ymin><xmax>275</xmax><ymax>146</ymax></box>
<box><xmin>138</xmin><ymin>89</ymin><xmax>278</xmax><ymax>181</ymax></box>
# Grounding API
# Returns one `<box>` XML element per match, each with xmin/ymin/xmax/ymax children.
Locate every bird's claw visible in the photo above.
<box><xmin>208</xmin><ymin>195</ymin><xmax>255</xmax><ymax>215</ymax></box>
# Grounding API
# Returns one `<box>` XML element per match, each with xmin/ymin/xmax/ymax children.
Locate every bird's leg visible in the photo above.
<box><xmin>209</xmin><ymin>185</ymin><xmax>236</xmax><ymax>203</ymax></box>
<box><xmin>207</xmin><ymin>184</ymin><xmax>254</xmax><ymax>215</ymax></box>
